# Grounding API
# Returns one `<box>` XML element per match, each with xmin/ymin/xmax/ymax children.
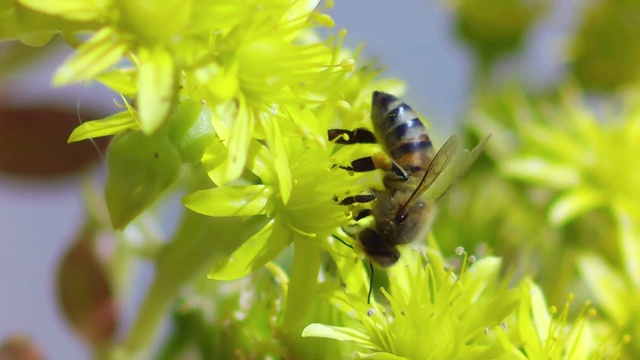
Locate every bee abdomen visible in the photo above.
<box><xmin>372</xmin><ymin>92</ymin><xmax>433</xmax><ymax>170</ymax></box>
<box><xmin>390</xmin><ymin>137</ymin><xmax>432</xmax><ymax>171</ymax></box>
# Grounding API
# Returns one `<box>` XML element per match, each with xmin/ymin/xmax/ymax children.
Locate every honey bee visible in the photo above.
<box><xmin>329</xmin><ymin>91</ymin><xmax>489</xmax><ymax>301</ymax></box>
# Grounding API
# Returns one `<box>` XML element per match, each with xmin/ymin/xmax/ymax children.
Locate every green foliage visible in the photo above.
<box><xmin>105</xmin><ymin>131</ymin><xmax>181</xmax><ymax>229</ymax></box>
<box><xmin>2</xmin><ymin>0</ymin><xmax>638</xmax><ymax>358</ymax></box>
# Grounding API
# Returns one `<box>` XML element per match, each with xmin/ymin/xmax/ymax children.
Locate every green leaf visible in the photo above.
<box><xmin>18</xmin><ymin>0</ymin><xmax>105</xmax><ymax>22</ymax></box>
<box><xmin>548</xmin><ymin>188</ymin><xmax>605</xmax><ymax>225</ymax></box>
<box><xmin>207</xmin><ymin>218</ymin><xmax>291</xmax><ymax>280</ymax></box>
<box><xmin>301</xmin><ymin>323</ymin><xmax>376</xmax><ymax>349</ymax></box>
<box><xmin>260</xmin><ymin>116</ymin><xmax>291</xmax><ymax>203</ymax></box>
<box><xmin>137</xmin><ymin>46</ymin><xmax>176</xmax><ymax>134</ymax></box>
<box><xmin>68</xmin><ymin>111</ymin><xmax>137</xmax><ymax>143</ymax></box>
<box><xmin>54</xmin><ymin>27</ymin><xmax>127</xmax><ymax>85</ymax></box>
<box><xmin>105</xmin><ymin>131</ymin><xmax>181</xmax><ymax>229</ymax></box>
<box><xmin>182</xmin><ymin>185</ymin><xmax>272</xmax><ymax>217</ymax></box>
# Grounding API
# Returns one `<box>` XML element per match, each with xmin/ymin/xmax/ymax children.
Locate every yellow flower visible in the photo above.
<box><xmin>303</xmin><ymin>246</ymin><xmax>520</xmax><ymax>359</ymax></box>
<box><xmin>183</xmin><ymin>137</ymin><xmax>360</xmax><ymax>281</ymax></box>
<box><xmin>497</xmin><ymin>281</ymin><xmax>624</xmax><ymax>359</ymax></box>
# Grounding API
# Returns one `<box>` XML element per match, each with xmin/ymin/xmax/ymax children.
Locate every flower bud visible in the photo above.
<box><xmin>167</xmin><ymin>99</ymin><xmax>216</xmax><ymax>163</ymax></box>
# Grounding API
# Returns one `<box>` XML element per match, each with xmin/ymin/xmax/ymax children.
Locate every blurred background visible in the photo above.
<box><xmin>0</xmin><ymin>0</ymin><xmax>629</xmax><ymax>358</ymax></box>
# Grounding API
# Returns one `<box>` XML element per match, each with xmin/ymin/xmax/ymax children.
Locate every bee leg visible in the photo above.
<box><xmin>354</xmin><ymin>209</ymin><xmax>372</xmax><ymax>221</ymax></box>
<box><xmin>328</xmin><ymin>128</ymin><xmax>377</xmax><ymax>144</ymax></box>
<box><xmin>340</xmin><ymin>155</ymin><xmax>409</xmax><ymax>181</ymax></box>
<box><xmin>338</xmin><ymin>194</ymin><xmax>376</xmax><ymax>206</ymax></box>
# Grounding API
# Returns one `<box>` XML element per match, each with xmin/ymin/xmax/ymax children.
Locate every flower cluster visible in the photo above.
<box><xmin>304</xmin><ymin>245</ymin><xmax>619</xmax><ymax>359</ymax></box>
<box><xmin>497</xmin><ymin>90</ymin><xmax>640</xmax><ymax>354</ymax></box>
<box><xmin>6</xmin><ymin>0</ymin><xmax>634</xmax><ymax>358</ymax></box>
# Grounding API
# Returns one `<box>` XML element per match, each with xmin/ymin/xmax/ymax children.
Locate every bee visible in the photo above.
<box><xmin>329</xmin><ymin>91</ymin><xmax>489</xmax><ymax>301</ymax></box>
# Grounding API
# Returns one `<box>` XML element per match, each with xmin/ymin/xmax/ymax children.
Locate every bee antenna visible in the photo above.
<box><xmin>367</xmin><ymin>261</ymin><xmax>374</xmax><ymax>304</ymax></box>
<box><xmin>332</xmin><ymin>233</ymin><xmax>353</xmax><ymax>249</ymax></box>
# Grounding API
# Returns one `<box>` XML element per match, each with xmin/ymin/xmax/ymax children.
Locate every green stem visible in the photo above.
<box><xmin>119</xmin><ymin>171</ymin><xmax>266</xmax><ymax>356</ymax></box>
<box><xmin>282</xmin><ymin>239</ymin><xmax>321</xmax><ymax>353</ymax></box>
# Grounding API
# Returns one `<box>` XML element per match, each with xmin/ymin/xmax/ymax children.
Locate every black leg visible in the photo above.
<box><xmin>354</xmin><ymin>209</ymin><xmax>372</xmax><ymax>221</ymax></box>
<box><xmin>368</xmin><ymin>261</ymin><xmax>374</xmax><ymax>304</ymax></box>
<box><xmin>328</xmin><ymin>128</ymin><xmax>377</xmax><ymax>144</ymax></box>
<box><xmin>340</xmin><ymin>156</ymin><xmax>409</xmax><ymax>181</ymax></box>
<box><xmin>339</xmin><ymin>156</ymin><xmax>376</xmax><ymax>172</ymax></box>
<box><xmin>339</xmin><ymin>194</ymin><xmax>376</xmax><ymax>206</ymax></box>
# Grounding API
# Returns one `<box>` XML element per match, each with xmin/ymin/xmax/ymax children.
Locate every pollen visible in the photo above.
<box><xmin>313</xmin><ymin>14</ymin><xmax>335</xmax><ymax>28</ymax></box>
<box><xmin>340</xmin><ymin>58</ymin><xmax>356</xmax><ymax>72</ymax></box>
<box><xmin>336</xmin><ymin>100</ymin><xmax>351</xmax><ymax>112</ymax></box>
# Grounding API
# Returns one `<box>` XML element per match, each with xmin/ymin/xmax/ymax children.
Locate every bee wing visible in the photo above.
<box><xmin>400</xmin><ymin>134</ymin><xmax>491</xmax><ymax>212</ymax></box>
<box><xmin>422</xmin><ymin>134</ymin><xmax>491</xmax><ymax>202</ymax></box>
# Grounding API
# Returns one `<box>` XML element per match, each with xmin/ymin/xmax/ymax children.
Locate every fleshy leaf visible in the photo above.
<box><xmin>208</xmin><ymin>218</ymin><xmax>291</xmax><ymax>280</ymax></box>
<box><xmin>183</xmin><ymin>185</ymin><xmax>272</xmax><ymax>217</ymax></box>
<box><xmin>18</xmin><ymin>0</ymin><xmax>105</xmax><ymax>22</ymax></box>
<box><xmin>301</xmin><ymin>323</ymin><xmax>376</xmax><ymax>349</ymax></box>
<box><xmin>54</xmin><ymin>28</ymin><xmax>127</xmax><ymax>86</ymax></box>
<box><xmin>68</xmin><ymin>111</ymin><xmax>137</xmax><ymax>143</ymax></box>
<box><xmin>548</xmin><ymin>188</ymin><xmax>605</xmax><ymax>225</ymax></box>
<box><xmin>137</xmin><ymin>46</ymin><xmax>176</xmax><ymax>134</ymax></box>
<box><xmin>105</xmin><ymin>131</ymin><xmax>181</xmax><ymax>229</ymax></box>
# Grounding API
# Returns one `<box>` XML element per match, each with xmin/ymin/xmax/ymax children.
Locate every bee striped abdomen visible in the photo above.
<box><xmin>372</xmin><ymin>91</ymin><xmax>433</xmax><ymax>172</ymax></box>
